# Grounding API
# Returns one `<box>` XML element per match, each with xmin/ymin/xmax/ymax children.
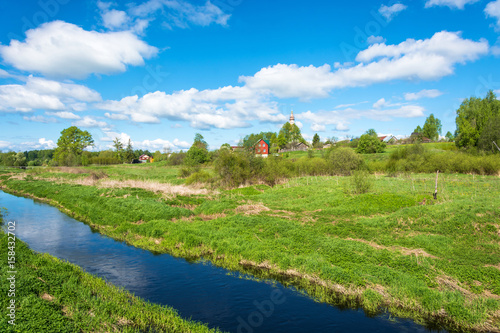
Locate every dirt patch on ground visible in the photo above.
<box><xmin>345</xmin><ymin>237</ymin><xmax>439</xmax><ymax>259</ymax></box>
<box><xmin>236</xmin><ymin>203</ymin><xmax>270</xmax><ymax>215</ymax></box>
<box><xmin>98</xmin><ymin>179</ymin><xmax>211</xmax><ymax>196</ymax></box>
<box><xmin>41</xmin><ymin>293</ymin><xmax>54</xmax><ymax>302</ymax></box>
<box><xmin>485</xmin><ymin>263</ymin><xmax>500</xmax><ymax>271</ymax></box>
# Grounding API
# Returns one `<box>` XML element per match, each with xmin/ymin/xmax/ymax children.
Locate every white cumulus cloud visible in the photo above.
<box><xmin>240</xmin><ymin>31</ymin><xmax>488</xmax><ymax>99</ymax></box>
<box><xmin>0</xmin><ymin>21</ymin><xmax>158</xmax><ymax>79</ymax></box>
<box><xmin>404</xmin><ymin>89</ymin><xmax>443</xmax><ymax>100</ymax></box>
<box><xmin>425</xmin><ymin>0</ymin><xmax>479</xmax><ymax>9</ymax></box>
<box><xmin>97</xmin><ymin>85</ymin><xmax>286</xmax><ymax>130</ymax></box>
<box><xmin>0</xmin><ymin>76</ymin><xmax>101</xmax><ymax>113</ymax></box>
<box><xmin>379</xmin><ymin>3</ymin><xmax>407</xmax><ymax>21</ymax></box>
<box><xmin>485</xmin><ymin>0</ymin><xmax>500</xmax><ymax>30</ymax></box>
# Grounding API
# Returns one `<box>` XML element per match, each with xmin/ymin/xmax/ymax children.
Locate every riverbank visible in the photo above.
<box><xmin>0</xmin><ymin>225</ymin><xmax>222</xmax><ymax>332</ymax></box>
<box><xmin>1</xmin><ymin>166</ymin><xmax>499</xmax><ymax>332</ymax></box>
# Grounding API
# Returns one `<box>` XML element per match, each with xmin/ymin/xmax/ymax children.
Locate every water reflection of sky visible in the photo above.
<box><xmin>0</xmin><ymin>191</ymin><xmax>445</xmax><ymax>333</ymax></box>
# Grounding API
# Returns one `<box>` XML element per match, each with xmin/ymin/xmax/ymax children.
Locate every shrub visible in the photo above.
<box><xmin>327</xmin><ymin>148</ymin><xmax>364</xmax><ymax>175</ymax></box>
<box><xmin>185</xmin><ymin>170</ymin><xmax>212</xmax><ymax>185</ymax></box>
<box><xmin>168</xmin><ymin>152</ymin><xmax>186</xmax><ymax>166</ymax></box>
<box><xmin>214</xmin><ymin>149</ymin><xmax>252</xmax><ymax>187</ymax></box>
<box><xmin>356</xmin><ymin>134</ymin><xmax>386</xmax><ymax>154</ymax></box>
<box><xmin>344</xmin><ymin>170</ymin><xmax>373</xmax><ymax>195</ymax></box>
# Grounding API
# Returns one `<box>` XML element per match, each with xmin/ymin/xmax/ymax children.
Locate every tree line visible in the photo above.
<box><xmin>1</xmin><ymin>90</ymin><xmax>498</xmax><ymax>168</ymax></box>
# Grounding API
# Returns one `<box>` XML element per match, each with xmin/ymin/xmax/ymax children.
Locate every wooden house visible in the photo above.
<box><xmin>255</xmin><ymin>139</ymin><xmax>270</xmax><ymax>157</ymax></box>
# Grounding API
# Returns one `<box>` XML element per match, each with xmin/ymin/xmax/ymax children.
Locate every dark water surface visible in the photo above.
<box><xmin>0</xmin><ymin>190</ymin><xmax>446</xmax><ymax>333</ymax></box>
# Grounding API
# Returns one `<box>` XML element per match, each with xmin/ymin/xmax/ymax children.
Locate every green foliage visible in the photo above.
<box><xmin>185</xmin><ymin>133</ymin><xmax>209</xmax><ymax>166</ymax></box>
<box><xmin>278</xmin><ymin>122</ymin><xmax>305</xmax><ymax>148</ymax></box>
<box><xmin>356</xmin><ymin>134</ymin><xmax>386</xmax><ymax>154</ymax></box>
<box><xmin>455</xmin><ymin>90</ymin><xmax>500</xmax><ymax>149</ymax></box>
<box><xmin>386</xmin><ymin>144</ymin><xmax>500</xmax><ymax>175</ymax></box>
<box><xmin>168</xmin><ymin>151</ymin><xmax>186</xmax><ymax>166</ymax></box>
<box><xmin>365</xmin><ymin>128</ymin><xmax>377</xmax><ymax>137</ymax></box>
<box><xmin>185</xmin><ymin>170</ymin><xmax>212</xmax><ymax>185</ymax></box>
<box><xmin>344</xmin><ymin>170</ymin><xmax>373</xmax><ymax>195</ymax></box>
<box><xmin>214</xmin><ymin>149</ymin><xmax>252</xmax><ymax>187</ymax></box>
<box><xmin>13</xmin><ymin>152</ymin><xmax>27</xmax><ymax>167</ymax></box>
<box><xmin>445</xmin><ymin>131</ymin><xmax>454</xmax><ymax>142</ymax></box>
<box><xmin>422</xmin><ymin>114</ymin><xmax>442</xmax><ymax>141</ymax></box>
<box><xmin>413</xmin><ymin>125</ymin><xmax>423</xmax><ymax>134</ymax></box>
<box><xmin>112</xmin><ymin>137</ymin><xmax>124</xmax><ymax>162</ymax></box>
<box><xmin>54</xmin><ymin>127</ymin><xmax>94</xmax><ymax>166</ymax></box>
<box><xmin>478</xmin><ymin>115</ymin><xmax>500</xmax><ymax>153</ymax></box>
<box><xmin>327</xmin><ymin>147</ymin><xmax>364</xmax><ymax>175</ymax></box>
<box><xmin>312</xmin><ymin>133</ymin><xmax>321</xmax><ymax>148</ymax></box>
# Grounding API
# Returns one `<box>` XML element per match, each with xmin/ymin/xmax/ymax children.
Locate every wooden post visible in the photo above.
<box><xmin>433</xmin><ymin>170</ymin><xmax>439</xmax><ymax>200</ymax></box>
<box><xmin>493</xmin><ymin>141</ymin><xmax>500</xmax><ymax>152</ymax></box>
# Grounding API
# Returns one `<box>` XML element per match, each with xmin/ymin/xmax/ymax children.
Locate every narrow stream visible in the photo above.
<box><xmin>0</xmin><ymin>190</ymin><xmax>446</xmax><ymax>333</ymax></box>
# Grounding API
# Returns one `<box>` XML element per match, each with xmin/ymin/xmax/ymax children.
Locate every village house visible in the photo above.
<box><xmin>255</xmin><ymin>139</ymin><xmax>270</xmax><ymax>157</ymax></box>
<box><xmin>139</xmin><ymin>154</ymin><xmax>150</xmax><ymax>163</ymax></box>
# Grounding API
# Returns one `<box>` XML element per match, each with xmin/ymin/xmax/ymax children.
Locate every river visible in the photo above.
<box><xmin>0</xmin><ymin>190</ymin><xmax>446</xmax><ymax>333</ymax></box>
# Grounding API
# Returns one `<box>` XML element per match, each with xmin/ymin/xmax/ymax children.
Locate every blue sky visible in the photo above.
<box><xmin>1</xmin><ymin>0</ymin><xmax>500</xmax><ymax>152</ymax></box>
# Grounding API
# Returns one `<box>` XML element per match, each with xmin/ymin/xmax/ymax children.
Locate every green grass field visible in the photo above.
<box><xmin>1</xmin><ymin>163</ymin><xmax>499</xmax><ymax>332</ymax></box>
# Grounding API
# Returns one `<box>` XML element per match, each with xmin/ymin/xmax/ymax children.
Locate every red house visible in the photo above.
<box><xmin>139</xmin><ymin>154</ymin><xmax>150</xmax><ymax>163</ymax></box>
<box><xmin>255</xmin><ymin>139</ymin><xmax>270</xmax><ymax>157</ymax></box>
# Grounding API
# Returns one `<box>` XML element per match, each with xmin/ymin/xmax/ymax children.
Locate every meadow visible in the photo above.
<box><xmin>0</xmin><ymin>152</ymin><xmax>499</xmax><ymax>332</ymax></box>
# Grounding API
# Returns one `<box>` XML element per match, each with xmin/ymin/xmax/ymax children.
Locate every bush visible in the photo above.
<box><xmin>327</xmin><ymin>148</ymin><xmax>364</xmax><ymax>175</ymax></box>
<box><xmin>168</xmin><ymin>152</ymin><xmax>186</xmax><ymax>166</ymax></box>
<box><xmin>179</xmin><ymin>166</ymin><xmax>199</xmax><ymax>178</ymax></box>
<box><xmin>185</xmin><ymin>170</ymin><xmax>212</xmax><ymax>185</ymax></box>
<box><xmin>356</xmin><ymin>134</ymin><xmax>386</xmax><ymax>154</ymax></box>
<box><xmin>346</xmin><ymin>170</ymin><xmax>373</xmax><ymax>195</ymax></box>
<box><xmin>214</xmin><ymin>149</ymin><xmax>252</xmax><ymax>187</ymax></box>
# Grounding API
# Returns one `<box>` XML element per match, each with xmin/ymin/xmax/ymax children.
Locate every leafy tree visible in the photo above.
<box><xmin>422</xmin><ymin>114</ymin><xmax>442</xmax><ymax>141</ymax></box>
<box><xmin>13</xmin><ymin>152</ymin><xmax>27</xmax><ymax>166</ymax></box>
<box><xmin>413</xmin><ymin>125</ymin><xmax>423</xmax><ymax>134</ymax></box>
<box><xmin>185</xmin><ymin>133</ymin><xmax>209</xmax><ymax>165</ymax></box>
<box><xmin>478</xmin><ymin>115</ymin><xmax>500</xmax><ymax>153</ymax></box>
<box><xmin>455</xmin><ymin>90</ymin><xmax>500</xmax><ymax>149</ymax></box>
<box><xmin>365</xmin><ymin>128</ymin><xmax>377</xmax><ymax>137</ymax></box>
<box><xmin>445</xmin><ymin>131</ymin><xmax>454</xmax><ymax>142</ymax></box>
<box><xmin>312</xmin><ymin>133</ymin><xmax>321</xmax><ymax>148</ymax></box>
<box><xmin>356</xmin><ymin>132</ymin><xmax>386</xmax><ymax>154</ymax></box>
<box><xmin>220</xmin><ymin>143</ymin><xmax>231</xmax><ymax>150</ymax></box>
<box><xmin>53</xmin><ymin>126</ymin><xmax>94</xmax><ymax>166</ymax></box>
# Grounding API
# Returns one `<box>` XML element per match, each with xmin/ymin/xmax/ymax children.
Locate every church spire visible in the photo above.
<box><xmin>289</xmin><ymin>110</ymin><xmax>295</xmax><ymax>125</ymax></box>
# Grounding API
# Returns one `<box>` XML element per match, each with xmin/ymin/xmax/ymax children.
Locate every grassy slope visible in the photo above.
<box><xmin>1</xmin><ymin>166</ymin><xmax>500</xmax><ymax>332</ymax></box>
<box><xmin>0</xmin><ymin>231</ymin><xmax>222</xmax><ymax>333</ymax></box>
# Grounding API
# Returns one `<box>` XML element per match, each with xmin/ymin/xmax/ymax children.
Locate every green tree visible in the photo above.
<box><xmin>422</xmin><ymin>114</ymin><xmax>442</xmax><ymax>141</ymax></box>
<box><xmin>455</xmin><ymin>90</ymin><xmax>500</xmax><ymax>149</ymax></box>
<box><xmin>113</xmin><ymin>138</ymin><xmax>124</xmax><ymax>162</ymax></box>
<box><xmin>445</xmin><ymin>131</ymin><xmax>454</xmax><ymax>142</ymax></box>
<box><xmin>185</xmin><ymin>133</ymin><xmax>209</xmax><ymax>165</ymax></box>
<box><xmin>413</xmin><ymin>125</ymin><xmax>423</xmax><ymax>134</ymax></box>
<box><xmin>365</xmin><ymin>128</ymin><xmax>377</xmax><ymax>137</ymax></box>
<box><xmin>312</xmin><ymin>133</ymin><xmax>320</xmax><ymax>148</ymax></box>
<box><xmin>356</xmin><ymin>133</ymin><xmax>386</xmax><ymax>154</ymax></box>
<box><xmin>53</xmin><ymin>126</ymin><xmax>94</xmax><ymax>166</ymax></box>
<box><xmin>124</xmin><ymin>139</ymin><xmax>135</xmax><ymax>162</ymax></box>
<box><xmin>478</xmin><ymin>115</ymin><xmax>500</xmax><ymax>153</ymax></box>
<box><xmin>13</xmin><ymin>152</ymin><xmax>27</xmax><ymax>167</ymax></box>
